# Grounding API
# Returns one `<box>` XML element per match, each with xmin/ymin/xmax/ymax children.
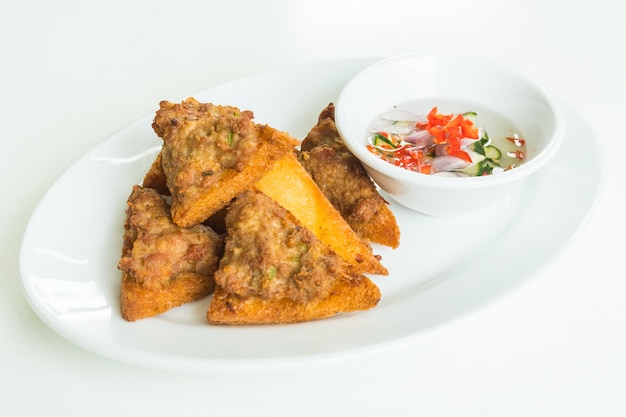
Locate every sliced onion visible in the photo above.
<box><xmin>465</xmin><ymin>149</ymin><xmax>485</xmax><ymax>164</ymax></box>
<box><xmin>404</xmin><ymin>129</ymin><xmax>433</xmax><ymax>147</ymax></box>
<box><xmin>460</xmin><ymin>137</ymin><xmax>479</xmax><ymax>148</ymax></box>
<box><xmin>381</xmin><ymin>109</ymin><xmax>425</xmax><ymax>122</ymax></box>
<box><xmin>434</xmin><ymin>143</ymin><xmax>449</xmax><ymax>157</ymax></box>
<box><xmin>370</xmin><ymin>120</ymin><xmax>413</xmax><ymax>135</ymax></box>
<box><xmin>431</xmin><ymin>156</ymin><xmax>472</xmax><ymax>172</ymax></box>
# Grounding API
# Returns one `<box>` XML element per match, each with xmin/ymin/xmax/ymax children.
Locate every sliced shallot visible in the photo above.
<box><xmin>404</xmin><ymin>129</ymin><xmax>433</xmax><ymax>147</ymax></box>
<box><xmin>431</xmin><ymin>156</ymin><xmax>471</xmax><ymax>172</ymax></box>
<box><xmin>381</xmin><ymin>109</ymin><xmax>425</xmax><ymax>122</ymax></box>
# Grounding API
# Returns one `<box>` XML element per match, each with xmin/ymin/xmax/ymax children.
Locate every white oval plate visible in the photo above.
<box><xmin>19</xmin><ymin>58</ymin><xmax>602</xmax><ymax>373</ymax></box>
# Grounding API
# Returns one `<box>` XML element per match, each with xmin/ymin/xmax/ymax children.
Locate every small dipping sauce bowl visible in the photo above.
<box><xmin>335</xmin><ymin>53</ymin><xmax>564</xmax><ymax>216</ymax></box>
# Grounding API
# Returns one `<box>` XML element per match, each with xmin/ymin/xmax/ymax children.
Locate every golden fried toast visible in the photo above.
<box><xmin>299</xmin><ymin>103</ymin><xmax>400</xmax><ymax>248</ymax></box>
<box><xmin>141</xmin><ymin>150</ymin><xmax>229</xmax><ymax>233</ymax></box>
<box><xmin>119</xmin><ymin>99</ymin><xmax>399</xmax><ymax>325</ymax></box>
<box><xmin>152</xmin><ymin>98</ymin><xmax>299</xmax><ymax>227</ymax></box>
<box><xmin>255</xmin><ymin>153</ymin><xmax>388</xmax><ymax>275</ymax></box>
<box><xmin>118</xmin><ymin>185</ymin><xmax>223</xmax><ymax>321</ymax></box>
<box><xmin>142</xmin><ymin>150</ymin><xmax>170</xmax><ymax>196</ymax></box>
<box><xmin>207</xmin><ymin>191</ymin><xmax>381</xmax><ymax>325</ymax></box>
<box><xmin>209</xmin><ymin>277</ymin><xmax>381</xmax><ymax>325</ymax></box>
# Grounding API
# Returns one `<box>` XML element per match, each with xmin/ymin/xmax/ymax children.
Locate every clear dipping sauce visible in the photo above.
<box><xmin>367</xmin><ymin>100</ymin><xmax>527</xmax><ymax>177</ymax></box>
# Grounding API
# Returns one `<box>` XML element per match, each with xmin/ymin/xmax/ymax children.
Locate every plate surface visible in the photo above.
<box><xmin>19</xmin><ymin>58</ymin><xmax>601</xmax><ymax>373</ymax></box>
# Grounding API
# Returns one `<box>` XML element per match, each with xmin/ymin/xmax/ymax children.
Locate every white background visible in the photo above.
<box><xmin>2</xmin><ymin>0</ymin><xmax>624</xmax><ymax>415</ymax></box>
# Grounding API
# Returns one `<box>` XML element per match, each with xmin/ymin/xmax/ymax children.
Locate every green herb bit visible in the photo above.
<box><xmin>268</xmin><ymin>266</ymin><xmax>277</xmax><ymax>280</ymax></box>
<box><xmin>477</xmin><ymin>160</ymin><xmax>498</xmax><ymax>176</ymax></box>
<box><xmin>374</xmin><ymin>133</ymin><xmax>397</xmax><ymax>148</ymax></box>
<box><xmin>472</xmin><ymin>140</ymin><xmax>486</xmax><ymax>156</ymax></box>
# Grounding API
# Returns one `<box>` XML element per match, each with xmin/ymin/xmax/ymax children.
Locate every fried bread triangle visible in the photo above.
<box><xmin>207</xmin><ymin>190</ymin><xmax>381</xmax><ymax>325</ymax></box>
<box><xmin>118</xmin><ymin>185</ymin><xmax>223</xmax><ymax>321</ymax></box>
<box><xmin>298</xmin><ymin>103</ymin><xmax>400</xmax><ymax>248</ymax></box>
<box><xmin>151</xmin><ymin>98</ymin><xmax>299</xmax><ymax>227</ymax></box>
<box><xmin>145</xmin><ymin>98</ymin><xmax>387</xmax><ymax>275</ymax></box>
<box><xmin>256</xmin><ymin>152</ymin><xmax>387</xmax><ymax>275</ymax></box>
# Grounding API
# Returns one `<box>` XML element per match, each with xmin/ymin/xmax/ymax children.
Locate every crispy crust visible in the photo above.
<box><xmin>118</xmin><ymin>185</ymin><xmax>223</xmax><ymax>321</ymax></box>
<box><xmin>207</xmin><ymin>276</ymin><xmax>380</xmax><ymax>325</ymax></box>
<box><xmin>207</xmin><ymin>190</ymin><xmax>381</xmax><ymax>325</ymax></box>
<box><xmin>299</xmin><ymin>103</ymin><xmax>400</xmax><ymax>248</ymax></box>
<box><xmin>142</xmin><ymin>150</ymin><xmax>170</xmax><ymax>196</ymax></box>
<box><xmin>141</xmin><ymin>151</ymin><xmax>230</xmax><ymax>234</ymax></box>
<box><xmin>152</xmin><ymin>98</ymin><xmax>299</xmax><ymax>227</ymax></box>
<box><xmin>119</xmin><ymin>100</ymin><xmax>398</xmax><ymax>325</ymax></box>
<box><xmin>255</xmin><ymin>153</ymin><xmax>388</xmax><ymax>275</ymax></box>
<box><xmin>121</xmin><ymin>271</ymin><xmax>215</xmax><ymax>322</ymax></box>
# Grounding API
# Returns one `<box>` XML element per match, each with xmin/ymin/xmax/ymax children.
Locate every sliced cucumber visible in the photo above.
<box><xmin>462</xmin><ymin>111</ymin><xmax>477</xmax><ymax>123</ymax></box>
<box><xmin>460</xmin><ymin>159</ymin><xmax>498</xmax><ymax>176</ymax></box>
<box><xmin>373</xmin><ymin>133</ymin><xmax>396</xmax><ymax>148</ymax></box>
<box><xmin>471</xmin><ymin>140</ymin><xmax>486</xmax><ymax>156</ymax></box>
<box><xmin>460</xmin><ymin>162</ymin><xmax>482</xmax><ymax>176</ymax></box>
<box><xmin>480</xmin><ymin>130</ymin><xmax>491</xmax><ymax>147</ymax></box>
<box><xmin>484</xmin><ymin>145</ymin><xmax>502</xmax><ymax>160</ymax></box>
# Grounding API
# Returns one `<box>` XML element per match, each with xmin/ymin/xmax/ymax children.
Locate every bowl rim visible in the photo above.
<box><xmin>335</xmin><ymin>52</ymin><xmax>565</xmax><ymax>189</ymax></box>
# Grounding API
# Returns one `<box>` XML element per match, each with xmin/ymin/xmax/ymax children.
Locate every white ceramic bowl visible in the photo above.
<box><xmin>335</xmin><ymin>53</ymin><xmax>564</xmax><ymax>216</ymax></box>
